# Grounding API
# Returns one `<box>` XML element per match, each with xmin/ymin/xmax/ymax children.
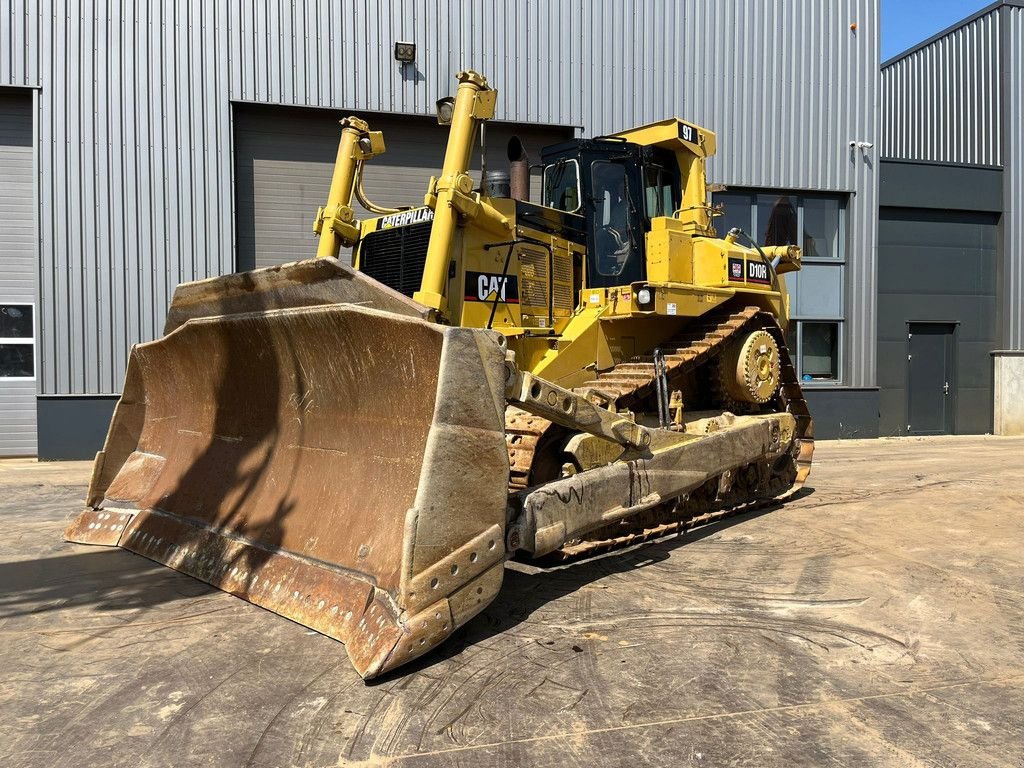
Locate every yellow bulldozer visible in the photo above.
<box><xmin>66</xmin><ymin>71</ymin><xmax>813</xmax><ymax>680</ymax></box>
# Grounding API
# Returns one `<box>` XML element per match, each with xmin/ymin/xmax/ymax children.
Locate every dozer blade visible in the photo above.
<box><xmin>66</xmin><ymin>260</ymin><xmax>510</xmax><ymax>680</ymax></box>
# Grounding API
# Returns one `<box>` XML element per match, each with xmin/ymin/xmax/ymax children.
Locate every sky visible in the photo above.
<box><xmin>881</xmin><ymin>0</ymin><xmax>994</xmax><ymax>60</ymax></box>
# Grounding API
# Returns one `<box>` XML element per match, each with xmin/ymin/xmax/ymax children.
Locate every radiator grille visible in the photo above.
<box><xmin>552</xmin><ymin>251</ymin><xmax>574</xmax><ymax>313</ymax></box>
<box><xmin>358</xmin><ymin>221</ymin><xmax>432</xmax><ymax>297</ymax></box>
<box><xmin>518</xmin><ymin>247</ymin><xmax>548</xmax><ymax>309</ymax></box>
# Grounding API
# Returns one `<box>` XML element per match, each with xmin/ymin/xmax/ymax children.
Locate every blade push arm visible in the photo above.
<box><xmin>413</xmin><ymin>71</ymin><xmax>513</xmax><ymax>315</ymax></box>
<box><xmin>313</xmin><ymin>116</ymin><xmax>385</xmax><ymax>258</ymax></box>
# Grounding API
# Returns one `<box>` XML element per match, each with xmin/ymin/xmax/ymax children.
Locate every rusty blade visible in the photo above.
<box><xmin>67</xmin><ymin>279</ymin><xmax>510</xmax><ymax>680</ymax></box>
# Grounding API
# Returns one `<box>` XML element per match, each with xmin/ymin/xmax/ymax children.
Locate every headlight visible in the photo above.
<box><xmin>637</xmin><ymin>288</ymin><xmax>652</xmax><ymax>306</ymax></box>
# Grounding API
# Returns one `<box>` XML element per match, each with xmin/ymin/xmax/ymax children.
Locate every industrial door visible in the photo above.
<box><xmin>907</xmin><ymin>323</ymin><xmax>956</xmax><ymax>435</ymax></box>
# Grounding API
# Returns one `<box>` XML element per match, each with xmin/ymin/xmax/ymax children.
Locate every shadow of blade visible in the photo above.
<box><xmin>0</xmin><ymin>549</ymin><xmax>215</xmax><ymax>620</ymax></box>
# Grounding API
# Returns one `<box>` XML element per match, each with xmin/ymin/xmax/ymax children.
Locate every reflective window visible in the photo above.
<box><xmin>643</xmin><ymin>165</ymin><xmax>676</xmax><ymax>218</ymax></box>
<box><xmin>542</xmin><ymin>159</ymin><xmax>581</xmax><ymax>212</ymax></box>
<box><xmin>713</xmin><ymin>190</ymin><xmax>846</xmax><ymax>385</ymax></box>
<box><xmin>0</xmin><ymin>304</ymin><xmax>35</xmax><ymax>379</ymax></box>
<box><xmin>591</xmin><ymin>161</ymin><xmax>634</xmax><ymax>277</ymax></box>
<box><xmin>802</xmin><ymin>196</ymin><xmax>841</xmax><ymax>259</ymax></box>
<box><xmin>0</xmin><ymin>344</ymin><xmax>33</xmax><ymax>378</ymax></box>
<box><xmin>712</xmin><ymin>191</ymin><xmax>753</xmax><ymax>239</ymax></box>
<box><xmin>0</xmin><ymin>305</ymin><xmax>32</xmax><ymax>338</ymax></box>
<box><xmin>799</xmin><ymin>322</ymin><xmax>839</xmax><ymax>382</ymax></box>
<box><xmin>758</xmin><ymin>194</ymin><xmax>798</xmax><ymax>246</ymax></box>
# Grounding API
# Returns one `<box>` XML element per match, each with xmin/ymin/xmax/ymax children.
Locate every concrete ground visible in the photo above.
<box><xmin>1</xmin><ymin>436</ymin><xmax>1023</xmax><ymax>767</ymax></box>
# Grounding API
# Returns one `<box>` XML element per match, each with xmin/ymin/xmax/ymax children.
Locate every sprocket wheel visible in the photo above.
<box><xmin>718</xmin><ymin>329</ymin><xmax>781</xmax><ymax>405</ymax></box>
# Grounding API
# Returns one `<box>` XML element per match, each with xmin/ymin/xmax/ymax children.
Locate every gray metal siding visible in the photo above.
<box><xmin>0</xmin><ymin>91</ymin><xmax>36</xmax><ymax>455</ymax></box>
<box><xmin>232</xmin><ymin>0</ymin><xmax>876</xmax><ymax>194</ymax></box>
<box><xmin>880</xmin><ymin>9</ymin><xmax>1002</xmax><ymax>166</ymax></box>
<box><xmin>1</xmin><ymin>0</ymin><xmax>879</xmax><ymax>394</ymax></box>
<box><xmin>0</xmin><ymin>0</ymin><xmax>40</xmax><ymax>87</ymax></box>
<box><xmin>1004</xmin><ymin>4</ymin><xmax>1024</xmax><ymax>348</ymax></box>
<box><xmin>881</xmin><ymin>1</ymin><xmax>1024</xmax><ymax>351</ymax></box>
<box><xmin>33</xmin><ymin>1</ymin><xmax>235</xmax><ymax>396</ymax></box>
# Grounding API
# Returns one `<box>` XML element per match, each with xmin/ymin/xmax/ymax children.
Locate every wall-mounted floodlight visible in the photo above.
<box><xmin>435</xmin><ymin>96</ymin><xmax>455</xmax><ymax>125</ymax></box>
<box><xmin>394</xmin><ymin>41</ymin><xmax>416</xmax><ymax>63</ymax></box>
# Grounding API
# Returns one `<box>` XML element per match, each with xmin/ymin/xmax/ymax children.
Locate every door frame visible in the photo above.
<box><xmin>906</xmin><ymin>320</ymin><xmax>958</xmax><ymax>436</ymax></box>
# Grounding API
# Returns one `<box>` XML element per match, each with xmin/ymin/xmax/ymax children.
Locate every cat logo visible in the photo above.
<box><xmin>465</xmin><ymin>271</ymin><xmax>519</xmax><ymax>304</ymax></box>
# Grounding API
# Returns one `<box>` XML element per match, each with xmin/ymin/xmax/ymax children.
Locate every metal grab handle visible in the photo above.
<box><xmin>653</xmin><ymin>348</ymin><xmax>671</xmax><ymax>429</ymax></box>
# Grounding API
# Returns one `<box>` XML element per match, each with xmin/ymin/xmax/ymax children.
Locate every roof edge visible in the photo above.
<box><xmin>880</xmin><ymin>0</ymin><xmax>1019</xmax><ymax>69</ymax></box>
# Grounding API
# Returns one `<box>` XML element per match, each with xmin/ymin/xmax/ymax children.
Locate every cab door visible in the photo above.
<box><xmin>587</xmin><ymin>159</ymin><xmax>645</xmax><ymax>288</ymax></box>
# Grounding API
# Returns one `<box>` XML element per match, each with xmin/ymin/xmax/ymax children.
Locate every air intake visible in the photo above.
<box><xmin>358</xmin><ymin>221</ymin><xmax>433</xmax><ymax>297</ymax></box>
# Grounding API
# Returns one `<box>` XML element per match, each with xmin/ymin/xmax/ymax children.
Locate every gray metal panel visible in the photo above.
<box><xmin>879</xmin><ymin>160</ymin><xmax>1003</xmax><ymax>211</ymax></box>
<box><xmin>788</xmin><ymin>264</ymin><xmax>844</xmax><ymax>320</ymax></box>
<box><xmin>877</xmin><ymin>207</ymin><xmax>999</xmax><ymax>435</ymax></box>
<box><xmin>801</xmin><ymin>388</ymin><xmax>880</xmax><ymax>439</ymax></box>
<box><xmin>1</xmin><ymin>0</ymin><xmax>880</xmax><ymax>393</ymax></box>
<box><xmin>0</xmin><ymin>0</ymin><xmax>40</xmax><ymax>87</ymax></box>
<box><xmin>29</xmin><ymin>1</ymin><xmax>235</xmax><ymax>396</ymax></box>
<box><xmin>234</xmin><ymin>104</ymin><xmax>571</xmax><ymax>269</ymax></box>
<box><xmin>35</xmin><ymin>395</ymin><xmax>117</xmax><ymax>460</ymax></box>
<box><xmin>1004</xmin><ymin>4</ymin><xmax>1024</xmax><ymax>348</ymax></box>
<box><xmin>880</xmin><ymin>7</ymin><xmax>1002</xmax><ymax>165</ymax></box>
<box><xmin>0</xmin><ymin>92</ymin><xmax>36</xmax><ymax>455</ymax></box>
<box><xmin>0</xmin><ymin>379</ymin><xmax>36</xmax><ymax>455</ymax></box>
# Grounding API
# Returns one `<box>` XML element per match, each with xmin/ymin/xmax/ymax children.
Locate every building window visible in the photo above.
<box><xmin>714</xmin><ymin>189</ymin><xmax>847</xmax><ymax>385</ymax></box>
<box><xmin>799</xmin><ymin>321</ymin><xmax>840</xmax><ymax>381</ymax></box>
<box><xmin>0</xmin><ymin>305</ymin><xmax>35</xmax><ymax>379</ymax></box>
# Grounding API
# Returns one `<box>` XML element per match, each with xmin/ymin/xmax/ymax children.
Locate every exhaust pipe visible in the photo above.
<box><xmin>507</xmin><ymin>136</ymin><xmax>529</xmax><ymax>202</ymax></box>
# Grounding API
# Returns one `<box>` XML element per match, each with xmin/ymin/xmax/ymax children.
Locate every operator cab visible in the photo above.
<box><xmin>541</xmin><ymin>138</ymin><xmax>682</xmax><ymax>289</ymax></box>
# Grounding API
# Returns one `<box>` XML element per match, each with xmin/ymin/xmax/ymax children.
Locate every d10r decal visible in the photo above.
<box><xmin>465</xmin><ymin>271</ymin><xmax>520</xmax><ymax>304</ymax></box>
<box><xmin>727</xmin><ymin>256</ymin><xmax>772</xmax><ymax>285</ymax></box>
<box><xmin>746</xmin><ymin>259</ymin><xmax>771</xmax><ymax>284</ymax></box>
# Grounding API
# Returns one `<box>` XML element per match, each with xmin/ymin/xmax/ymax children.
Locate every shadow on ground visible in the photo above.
<box><xmin>0</xmin><ymin>548</ymin><xmax>214</xmax><ymax>620</ymax></box>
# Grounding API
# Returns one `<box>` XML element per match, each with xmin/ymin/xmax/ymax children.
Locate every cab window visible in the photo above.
<box><xmin>542</xmin><ymin>159</ymin><xmax>581</xmax><ymax>212</ymax></box>
<box><xmin>591</xmin><ymin>161</ymin><xmax>634</xmax><ymax>277</ymax></box>
<box><xmin>644</xmin><ymin>164</ymin><xmax>676</xmax><ymax>218</ymax></box>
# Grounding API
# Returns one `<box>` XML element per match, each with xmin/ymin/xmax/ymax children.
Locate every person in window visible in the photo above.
<box><xmin>592</xmin><ymin>163</ymin><xmax>633</xmax><ymax>275</ymax></box>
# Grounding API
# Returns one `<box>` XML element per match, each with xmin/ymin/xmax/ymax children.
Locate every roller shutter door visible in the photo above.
<box><xmin>0</xmin><ymin>93</ymin><xmax>36</xmax><ymax>457</ymax></box>
<box><xmin>234</xmin><ymin>104</ymin><xmax>572</xmax><ymax>270</ymax></box>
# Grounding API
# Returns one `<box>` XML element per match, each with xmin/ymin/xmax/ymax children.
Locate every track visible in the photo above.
<box><xmin>505</xmin><ymin>306</ymin><xmax>814</xmax><ymax>562</ymax></box>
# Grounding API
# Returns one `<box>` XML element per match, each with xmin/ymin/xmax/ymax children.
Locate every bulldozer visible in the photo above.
<box><xmin>66</xmin><ymin>71</ymin><xmax>813</xmax><ymax>680</ymax></box>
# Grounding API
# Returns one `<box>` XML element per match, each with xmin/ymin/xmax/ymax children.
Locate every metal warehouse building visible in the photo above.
<box><xmin>0</xmin><ymin>0</ymin><xmax>1017</xmax><ymax>458</ymax></box>
<box><xmin>879</xmin><ymin>0</ymin><xmax>1024</xmax><ymax>437</ymax></box>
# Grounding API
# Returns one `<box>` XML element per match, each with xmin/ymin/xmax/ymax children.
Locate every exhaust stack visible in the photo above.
<box><xmin>507</xmin><ymin>136</ymin><xmax>529</xmax><ymax>202</ymax></box>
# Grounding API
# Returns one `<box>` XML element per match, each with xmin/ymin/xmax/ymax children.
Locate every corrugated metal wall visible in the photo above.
<box><xmin>880</xmin><ymin>8</ymin><xmax>1002</xmax><ymax>165</ymax></box>
<box><xmin>880</xmin><ymin>1</ymin><xmax>1024</xmax><ymax>350</ymax></box>
<box><xmin>1005</xmin><ymin>4</ymin><xmax>1024</xmax><ymax>348</ymax></box>
<box><xmin>234</xmin><ymin>0</ymin><xmax>876</xmax><ymax>194</ymax></box>
<box><xmin>1</xmin><ymin>0</ymin><xmax>880</xmax><ymax>394</ymax></box>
